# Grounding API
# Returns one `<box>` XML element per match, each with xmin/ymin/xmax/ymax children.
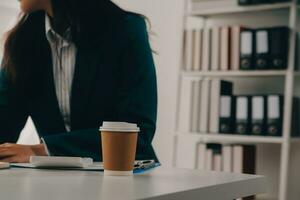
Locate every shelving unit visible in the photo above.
<box><xmin>174</xmin><ymin>1</ymin><xmax>300</xmax><ymax>200</ymax></box>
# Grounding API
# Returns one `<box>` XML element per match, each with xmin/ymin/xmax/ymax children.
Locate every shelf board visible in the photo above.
<box><xmin>181</xmin><ymin>70</ymin><xmax>288</xmax><ymax>77</ymax></box>
<box><xmin>176</xmin><ymin>133</ymin><xmax>300</xmax><ymax>145</ymax></box>
<box><xmin>188</xmin><ymin>2</ymin><xmax>293</xmax><ymax>17</ymax></box>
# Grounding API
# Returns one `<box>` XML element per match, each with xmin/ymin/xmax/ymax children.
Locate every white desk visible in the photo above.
<box><xmin>0</xmin><ymin>167</ymin><xmax>266</xmax><ymax>200</ymax></box>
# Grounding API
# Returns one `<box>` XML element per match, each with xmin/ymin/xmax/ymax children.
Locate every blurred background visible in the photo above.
<box><xmin>1</xmin><ymin>0</ymin><xmax>300</xmax><ymax>200</ymax></box>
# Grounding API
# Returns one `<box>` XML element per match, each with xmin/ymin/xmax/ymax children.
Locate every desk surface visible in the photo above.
<box><xmin>0</xmin><ymin>167</ymin><xmax>266</xmax><ymax>200</ymax></box>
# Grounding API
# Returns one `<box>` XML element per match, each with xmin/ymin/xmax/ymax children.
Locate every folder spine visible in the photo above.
<box><xmin>235</xmin><ymin>96</ymin><xmax>252</xmax><ymax>135</ymax></box>
<box><xmin>267</xmin><ymin>95</ymin><xmax>283</xmax><ymax>136</ymax></box>
<box><xmin>219</xmin><ymin>95</ymin><xmax>236</xmax><ymax>134</ymax></box>
<box><xmin>251</xmin><ymin>96</ymin><xmax>267</xmax><ymax>136</ymax></box>
<box><xmin>240</xmin><ymin>29</ymin><xmax>255</xmax><ymax>70</ymax></box>
<box><xmin>269</xmin><ymin>27</ymin><xmax>289</xmax><ymax>70</ymax></box>
<box><xmin>255</xmin><ymin>29</ymin><xmax>270</xmax><ymax>70</ymax></box>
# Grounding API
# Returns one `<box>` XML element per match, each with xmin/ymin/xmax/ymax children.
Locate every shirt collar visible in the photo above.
<box><xmin>45</xmin><ymin>15</ymin><xmax>71</xmax><ymax>48</ymax></box>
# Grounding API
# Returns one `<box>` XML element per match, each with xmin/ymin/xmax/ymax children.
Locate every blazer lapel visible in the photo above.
<box><xmin>48</xmin><ymin>49</ymin><xmax>67</xmax><ymax>132</ymax></box>
<box><xmin>70</xmin><ymin>48</ymin><xmax>101</xmax><ymax>129</ymax></box>
<box><xmin>33</xmin><ymin>41</ymin><xmax>67</xmax><ymax>134</ymax></box>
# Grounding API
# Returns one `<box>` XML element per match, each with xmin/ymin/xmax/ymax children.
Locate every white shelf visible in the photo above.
<box><xmin>181</xmin><ymin>70</ymin><xmax>289</xmax><ymax>77</ymax></box>
<box><xmin>188</xmin><ymin>2</ymin><xmax>293</xmax><ymax>17</ymax></box>
<box><xmin>176</xmin><ymin>132</ymin><xmax>300</xmax><ymax>145</ymax></box>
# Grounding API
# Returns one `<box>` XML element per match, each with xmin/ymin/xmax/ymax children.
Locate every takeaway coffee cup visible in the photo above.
<box><xmin>99</xmin><ymin>122</ymin><xmax>140</xmax><ymax>176</ymax></box>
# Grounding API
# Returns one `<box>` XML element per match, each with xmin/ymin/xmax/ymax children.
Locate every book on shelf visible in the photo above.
<box><xmin>233</xmin><ymin>145</ymin><xmax>256</xmax><ymax>200</ymax></box>
<box><xmin>191</xmin><ymin>80</ymin><xmax>202</xmax><ymax>132</ymax></box>
<box><xmin>269</xmin><ymin>27</ymin><xmax>289</xmax><ymax>70</ymax></box>
<box><xmin>213</xmin><ymin>152</ymin><xmax>222</xmax><ymax>171</ymax></box>
<box><xmin>205</xmin><ymin>147</ymin><xmax>213</xmax><ymax>170</ymax></box>
<box><xmin>231</xmin><ymin>26</ymin><xmax>244</xmax><ymax>71</ymax></box>
<box><xmin>222</xmin><ymin>145</ymin><xmax>233</xmax><ymax>172</ymax></box>
<box><xmin>199</xmin><ymin>78</ymin><xmax>211</xmax><ymax>132</ymax></box>
<box><xmin>197</xmin><ymin>144</ymin><xmax>256</xmax><ymax>176</ymax></box>
<box><xmin>206</xmin><ymin>144</ymin><xmax>222</xmax><ymax>171</ymax></box>
<box><xmin>211</xmin><ymin>26</ymin><xmax>221</xmax><ymax>71</ymax></box>
<box><xmin>202</xmin><ymin>28</ymin><xmax>212</xmax><ymax>71</ymax></box>
<box><xmin>178</xmin><ymin>77</ymin><xmax>194</xmax><ymax>132</ymax></box>
<box><xmin>238</xmin><ymin>0</ymin><xmax>291</xmax><ymax>6</ymax></box>
<box><xmin>267</xmin><ymin>95</ymin><xmax>283</xmax><ymax>136</ymax></box>
<box><xmin>197</xmin><ymin>143</ymin><xmax>207</xmax><ymax>170</ymax></box>
<box><xmin>209</xmin><ymin>79</ymin><xmax>233</xmax><ymax>133</ymax></box>
<box><xmin>238</xmin><ymin>0</ymin><xmax>253</xmax><ymax>5</ymax></box>
<box><xmin>233</xmin><ymin>145</ymin><xmax>256</xmax><ymax>174</ymax></box>
<box><xmin>219</xmin><ymin>95</ymin><xmax>236</xmax><ymax>134</ymax></box>
<box><xmin>251</xmin><ymin>0</ymin><xmax>273</xmax><ymax>4</ymax></box>
<box><xmin>255</xmin><ymin>28</ymin><xmax>269</xmax><ymax>70</ymax></box>
<box><xmin>183</xmin><ymin>17</ymin><xmax>204</xmax><ymax>71</ymax></box>
<box><xmin>235</xmin><ymin>96</ymin><xmax>252</xmax><ymax>135</ymax></box>
<box><xmin>240</xmin><ymin>28</ymin><xmax>255</xmax><ymax>70</ymax></box>
<box><xmin>251</xmin><ymin>96</ymin><xmax>267</xmax><ymax>136</ymax></box>
<box><xmin>193</xmin><ymin>29</ymin><xmax>203</xmax><ymax>71</ymax></box>
<box><xmin>220</xmin><ymin>26</ymin><xmax>231</xmax><ymax>71</ymax></box>
<box><xmin>183</xmin><ymin>29</ymin><xmax>194</xmax><ymax>71</ymax></box>
<box><xmin>182</xmin><ymin>23</ymin><xmax>290</xmax><ymax>72</ymax></box>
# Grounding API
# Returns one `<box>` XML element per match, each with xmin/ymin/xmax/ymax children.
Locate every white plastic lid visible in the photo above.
<box><xmin>99</xmin><ymin>122</ymin><xmax>140</xmax><ymax>132</ymax></box>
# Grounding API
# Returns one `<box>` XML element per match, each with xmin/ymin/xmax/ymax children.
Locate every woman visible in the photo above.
<box><xmin>0</xmin><ymin>0</ymin><xmax>158</xmax><ymax>163</ymax></box>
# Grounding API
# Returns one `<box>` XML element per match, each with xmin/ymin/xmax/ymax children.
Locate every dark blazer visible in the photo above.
<box><xmin>0</xmin><ymin>14</ymin><xmax>158</xmax><ymax>162</ymax></box>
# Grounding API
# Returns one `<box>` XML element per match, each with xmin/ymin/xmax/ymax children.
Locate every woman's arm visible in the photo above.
<box><xmin>0</xmin><ymin>68</ymin><xmax>44</xmax><ymax>163</ymax></box>
<box><xmin>0</xmin><ymin>68</ymin><xmax>29</xmax><ymax>143</ymax></box>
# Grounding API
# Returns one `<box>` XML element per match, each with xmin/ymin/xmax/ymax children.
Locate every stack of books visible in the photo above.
<box><xmin>197</xmin><ymin>143</ymin><xmax>256</xmax><ymax>199</ymax></box>
<box><xmin>179</xmin><ymin>78</ymin><xmax>300</xmax><ymax>136</ymax></box>
<box><xmin>183</xmin><ymin>25</ymin><xmax>290</xmax><ymax>71</ymax></box>
<box><xmin>197</xmin><ymin>143</ymin><xmax>256</xmax><ymax>174</ymax></box>
<box><xmin>178</xmin><ymin>77</ymin><xmax>233</xmax><ymax>133</ymax></box>
<box><xmin>220</xmin><ymin>94</ymin><xmax>300</xmax><ymax>136</ymax></box>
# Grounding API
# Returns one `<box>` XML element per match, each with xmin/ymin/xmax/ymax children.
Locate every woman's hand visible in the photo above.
<box><xmin>0</xmin><ymin>143</ymin><xmax>47</xmax><ymax>163</ymax></box>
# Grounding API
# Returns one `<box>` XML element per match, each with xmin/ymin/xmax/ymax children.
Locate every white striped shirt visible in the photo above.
<box><xmin>45</xmin><ymin>15</ymin><xmax>77</xmax><ymax>132</ymax></box>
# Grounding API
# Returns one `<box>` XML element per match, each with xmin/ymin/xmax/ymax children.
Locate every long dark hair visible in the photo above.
<box><xmin>2</xmin><ymin>0</ymin><xmax>144</xmax><ymax>90</ymax></box>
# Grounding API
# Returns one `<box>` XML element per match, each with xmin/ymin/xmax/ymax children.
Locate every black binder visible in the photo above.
<box><xmin>219</xmin><ymin>95</ymin><xmax>236</xmax><ymax>134</ymax></box>
<box><xmin>239</xmin><ymin>0</ymin><xmax>291</xmax><ymax>6</ymax></box>
<box><xmin>255</xmin><ymin>29</ymin><xmax>270</xmax><ymax>70</ymax></box>
<box><xmin>238</xmin><ymin>0</ymin><xmax>252</xmax><ymax>5</ymax></box>
<box><xmin>251</xmin><ymin>96</ymin><xmax>267</xmax><ymax>136</ymax></box>
<box><xmin>235</xmin><ymin>96</ymin><xmax>252</xmax><ymax>135</ymax></box>
<box><xmin>267</xmin><ymin>95</ymin><xmax>283</xmax><ymax>136</ymax></box>
<box><xmin>240</xmin><ymin>29</ymin><xmax>254</xmax><ymax>70</ymax></box>
<box><xmin>269</xmin><ymin>27</ymin><xmax>289</xmax><ymax>69</ymax></box>
<box><xmin>252</xmin><ymin>0</ymin><xmax>270</xmax><ymax>4</ymax></box>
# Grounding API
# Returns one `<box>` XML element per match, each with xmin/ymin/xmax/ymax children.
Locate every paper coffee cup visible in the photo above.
<box><xmin>100</xmin><ymin>122</ymin><xmax>140</xmax><ymax>176</ymax></box>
